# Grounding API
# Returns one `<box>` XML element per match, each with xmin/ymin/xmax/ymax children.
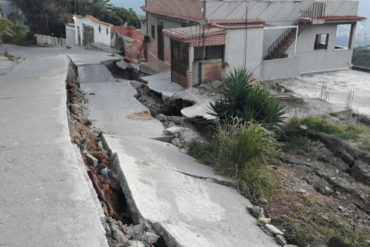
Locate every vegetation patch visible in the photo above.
<box><xmin>283</xmin><ymin>136</ymin><xmax>319</xmax><ymax>153</ymax></box>
<box><xmin>288</xmin><ymin>116</ymin><xmax>364</xmax><ymax>140</ymax></box>
<box><xmin>275</xmin><ymin>210</ymin><xmax>369</xmax><ymax>247</ymax></box>
<box><xmin>210</xmin><ymin>69</ymin><xmax>285</xmax><ymax>130</ymax></box>
<box><xmin>189</xmin><ymin>119</ymin><xmax>279</xmax><ymax>200</ymax></box>
<box><xmin>352</xmin><ymin>46</ymin><xmax>370</xmax><ymax>69</ymax></box>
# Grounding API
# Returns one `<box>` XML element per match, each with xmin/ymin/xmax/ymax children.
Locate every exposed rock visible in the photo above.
<box><xmin>259</xmin><ymin>198</ymin><xmax>268</xmax><ymax>204</ymax></box>
<box><xmin>126</xmin><ymin>223</ymin><xmax>145</xmax><ymax>240</ymax></box>
<box><xmin>265</xmin><ymin>224</ymin><xmax>284</xmax><ymax>235</ymax></box>
<box><xmin>351</xmin><ymin>161</ymin><xmax>370</xmax><ymax>186</ymax></box>
<box><xmin>258</xmin><ymin>217</ymin><xmax>271</xmax><ymax>226</ymax></box>
<box><xmin>275</xmin><ymin>234</ymin><xmax>287</xmax><ymax>246</ymax></box>
<box><xmin>142</xmin><ymin>232</ymin><xmax>160</xmax><ymax>245</ymax></box>
<box><xmin>328</xmin><ymin>237</ymin><xmax>355</xmax><ymax>247</ymax></box>
<box><xmin>248</xmin><ymin>206</ymin><xmax>264</xmax><ymax>218</ymax></box>
<box><xmin>127</xmin><ymin>240</ymin><xmax>145</xmax><ymax>247</ymax></box>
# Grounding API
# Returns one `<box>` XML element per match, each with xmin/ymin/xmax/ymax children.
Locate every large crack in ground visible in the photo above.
<box><xmin>66</xmin><ymin>60</ymin><xmax>168</xmax><ymax>247</ymax></box>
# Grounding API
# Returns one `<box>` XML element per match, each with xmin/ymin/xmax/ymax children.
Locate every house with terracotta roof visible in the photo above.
<box><xmin>66</xmin><ymin>15</ymin><xmax>113</xmax><ymax>47</ymax></box>
<box><xmin>142</xmin><ymin>0</ymin><xmax>366</xmax><ymax>88</ymax></box>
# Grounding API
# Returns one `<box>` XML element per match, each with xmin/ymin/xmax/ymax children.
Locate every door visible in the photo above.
<box><xmin>83</xmin><ymin>25</ymin><xmax>94</xmax><ymax>46</ymax></box>
<box><xmin>171</xmin><ymin>39</ymin><xmax>189</xmax><ymax>86</ymax></box>
<box><xmin>157</xmin><ymin>23</ymin><xmax>164</xmax><ymax>61</ymax></box>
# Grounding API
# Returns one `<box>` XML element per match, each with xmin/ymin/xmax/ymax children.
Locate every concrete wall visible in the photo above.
<box><xmin>260</xmin><ymin>56</ymin><xmax>300</xmax><ymax>80</ymax></box>
<box><xmin>75</xmin><ymin>17</ymin><xmax>112</xmax><ymax>47</ymax></box>
<box><xmin>286</xmin><ymin>24</ymin><xmax>353</xmax><ymax>74</ymax></box>
<box><xmin>146</xmin><ymin>13</ymin><xmax>184</xmax><ymax>63</ymax></box>
<box><xmin>66</xmin><ymin>26</ymin><xmax>76</xmax><ymax>46</ymax></box>
<box><xmin>224</xmin><ymin>28</ymin><xmax>264</xmax><ymax>77</ymax></box>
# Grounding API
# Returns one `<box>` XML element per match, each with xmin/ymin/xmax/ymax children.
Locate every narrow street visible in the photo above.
<box><xmin>0</xmin><ymin>46</ymin><xmax>110</xmax><ymax>246</ymax></box>
<box><xmin>0</xmin><ymin>45</ymin><xmax>279</xmax><ymax>247</ymax></box>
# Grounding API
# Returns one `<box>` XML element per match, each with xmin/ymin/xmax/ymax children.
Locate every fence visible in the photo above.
<box><xmin>35</xmin><ymin>34</ymin><xmax>66</xmax><ymax>47</ymax></box>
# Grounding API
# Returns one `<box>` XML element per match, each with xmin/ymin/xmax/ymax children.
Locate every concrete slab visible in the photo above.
<box><xmin>0</xmin><ymin>47</ymin><xmax>109</xmax><ymax>247</ymax></box>
<box><xmin>78</xmin><ymin>64</ymin><xmax>114</xmax><ymax>83</ymax></box>
<box><xmin>80</xmin><ymin>74</ymin><xmax>278</xmax><ymax>246</ymax></box>
<box><xmin>140</xmin><ymin>61</ymin><xmax>170</xmax><ymax>75</ymax></box>
<box><xmin>104</xmin><ymin>135</ymin><xmax>279</xmax><ymax>247</ymax></box>
<box><xmin>143</xmin><ymin>71</ymin><xmax>217</xmax><ymax>120</ymax></box>
<box><xmin>0</xmin><ymin>55</ymin><xmax>17</xmax><ymax>75</ymax></box>
<box><xmin>280</xmin><ymin>69</ymin><xmax>370</xmax><ymax>116</ymax></box>
<box><xmin>0</xmin><ymin>95</ymin><xmax>69</xmax><ymax>149</ymax></box>
<box><xmin>0</xmin><ymin>144</ymin><xmax>108</xmax><ymax>247</ymax></box>
<box><xmin>81</xmin><ymin>81</ymin><xmax>164</xmax><ymax>138</ymax></box>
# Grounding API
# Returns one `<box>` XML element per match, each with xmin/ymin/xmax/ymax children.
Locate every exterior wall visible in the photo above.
<box><xmin>224</xmin><ymin>28</ymin><xmax>264</xmax><ymax>78</ymax></box>
<box><xmin>286</xmin><ymin>24</ymin><xmax>353</xmax><ymax>74</ymax></box>
<box><xmin>260</xmin><ymin>56</ymin><xmax>300</xmax><ymax>80</ymax></box>
<box><xmin>207</xmin><ymin>0</ymin><xmax>360</xmax><ymax>61</ymax></box>
<box><xmin>146</xmin><ymin>13</ymin><xmax>184</xmax><ymax>63</ymax></box>
<box><xmin>66</xmin><ymin>26</ymin><xmax>76</xmax><ymax>46</ymax></box>
<box><xmin>144</xmin><ymin>0</ymin><xmax>203</xmax><ymax>21</ymax></box>
<box><xmin>75</xmin><ymin>17</ymin><xmax>112</xmax><ymax>46</ymax></box>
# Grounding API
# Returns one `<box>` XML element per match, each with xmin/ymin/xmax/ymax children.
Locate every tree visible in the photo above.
<box><xmin>0</xmin><ymin>18</ymin><xmax>14</xmax><ymax>45</ymax></box>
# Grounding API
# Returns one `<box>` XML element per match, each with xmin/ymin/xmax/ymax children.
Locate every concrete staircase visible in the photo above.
<box><xmin>265</xmin><ymin>2</ymin><xmax>326</xmax><ymax>60</ymax></box>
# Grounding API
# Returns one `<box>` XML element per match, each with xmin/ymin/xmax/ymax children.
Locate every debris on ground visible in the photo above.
<box><xmin>127</xmin><ymin>111</ymin><xmax>154</xmax><ymax>121</ymax></box>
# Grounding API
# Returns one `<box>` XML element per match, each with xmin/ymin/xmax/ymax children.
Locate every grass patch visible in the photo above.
<box><xmin>288</xmin><ymin>116</ymin><xmax>364</xmax><ymax>140</ymax></box>
<box><xmin>1</xmin><ymin>50</ymin><xmax>15</xmax><ymax>61</ymax></box>
<box><xmin>283</xmin><ymin>136</ymin><xmax>318</xmax><ymax>153</ymax></box>
<box><xmin>188</xmin><ymin>119</ymin><xmax>279</xmax><ymax>200</ymax></box>
<box><xmin>275</xmin><ymin>211</ymin><xmax>369</xmax><ymax>247</ymax></box>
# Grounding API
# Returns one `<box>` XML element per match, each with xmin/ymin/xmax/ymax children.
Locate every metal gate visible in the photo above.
<box><xmin>83</xmin><ymin>25</ymin><xmax>94</xmax><ymax>46</ymax></box>
<box><xmin>171</xmin><ymin>39</ymin><xmax>189</xmax><ymax>86</ymax></box>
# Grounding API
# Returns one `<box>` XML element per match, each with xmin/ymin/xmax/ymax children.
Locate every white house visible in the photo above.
<box><xmin>66</xmin><ymin>15</ymin><xmax>113</xmax><ymax>47</ymax></box>
<box><xmin>142</xmin><ymin>0</ymin><xmax>366</xmax><ymax>88</ymax></box>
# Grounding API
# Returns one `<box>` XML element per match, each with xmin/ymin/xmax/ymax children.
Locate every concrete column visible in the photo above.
<box><xmin>189</xmin><ymin>45</ymin><xmax>194</xmax><ymax>72</ymax></box>
<box><xmin>74</xmin><ymin>17</ymin><xmax>78</xmax><ymax>46</ymax></box>
<box><xmin>348</xmin><ymin>23</ymin><xmax>357</xmax><ymax>49</ymax></box>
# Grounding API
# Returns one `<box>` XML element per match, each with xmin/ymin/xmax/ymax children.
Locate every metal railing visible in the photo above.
<box><xmin>266</xmin><ymin>2</ymin><xmax>326</xmax><ymax>59</ymax></box>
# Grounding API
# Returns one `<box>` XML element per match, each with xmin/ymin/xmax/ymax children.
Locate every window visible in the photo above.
<box><xmin>98</xmin><ymin>25</ymin><xmax>101</xmax><ymax>33</ymax></box>
<box><xmin>151</xmin><ymin>25</ymin><xmax>155</xmax><ymax>39</ymax></box>
<box><xmin>194</xmin><ymin>45</ymin><xmax>224</xmax><ymax>61</ymax></box>
<box><xmin>335</xmin><ymin>24</ymin><xmax>354</xmax><ymax>49</ymax></box>
<box><xmin>314</xmin><ymin>34</ymin><xmax>329</xmax><ymax>50</ymax></box>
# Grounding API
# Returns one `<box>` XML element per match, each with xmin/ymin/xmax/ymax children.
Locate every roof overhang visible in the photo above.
<box><xmin>209</xmin><ymin>19</ymin><xmax>265</xmax><ymax>29</ymax></box>
<box><xmin>73</xmin><ymin>14</ymin><xmax>113</xmax><ymax>27</ymax></box>
<box><xmin>324</xmin><ymin>16</ymin><xmax>367</xmax><ymax>23</ymax></box>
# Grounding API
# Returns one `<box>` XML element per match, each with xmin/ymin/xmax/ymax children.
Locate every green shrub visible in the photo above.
<box><xmin>210</xmin><ymin>69</ymin><xmax>285</xmax><ymax>130</ymax></box>
<box><xmin>3</xmin><ymin>24</ymin><xmax>34</xmax><ymax>46</ymax></box>
<box><xmin>188</xmin><ymin>140</ymin><xmax>212</xmax><ymax>165</ymax></box>
<box><xmin>211</xmin><ymin>119</ymin><xmax>279</xmax><ymax>200</ymax></box>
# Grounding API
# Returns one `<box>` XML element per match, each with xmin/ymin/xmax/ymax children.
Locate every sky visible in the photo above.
<box><xmin>109</xmin><ymin>0</ymin><xmax>145</xmax><ymax>15</ymax></box>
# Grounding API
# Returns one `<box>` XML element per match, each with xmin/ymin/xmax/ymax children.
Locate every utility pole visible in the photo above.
<box><xmin>201</xmin><ymin>0</ymin><xmax>206</xmax><ymax>62</ymax></box>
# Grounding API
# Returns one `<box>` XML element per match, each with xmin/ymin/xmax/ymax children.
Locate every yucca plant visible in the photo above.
<box><xmin>210</xmin><ymin>68</ymin><xmax>285</xmax><ymax>129</ymax></box>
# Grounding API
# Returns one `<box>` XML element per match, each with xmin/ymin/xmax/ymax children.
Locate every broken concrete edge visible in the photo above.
<box><xmin>63</xmin><ymin>57</ymin><xmax>110</xmax><ymax>246</ymax></box>
<box><xmin>101</xmin><ymin>133</ymin><xmax>181</xmax><ymax>247</ymax></box>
